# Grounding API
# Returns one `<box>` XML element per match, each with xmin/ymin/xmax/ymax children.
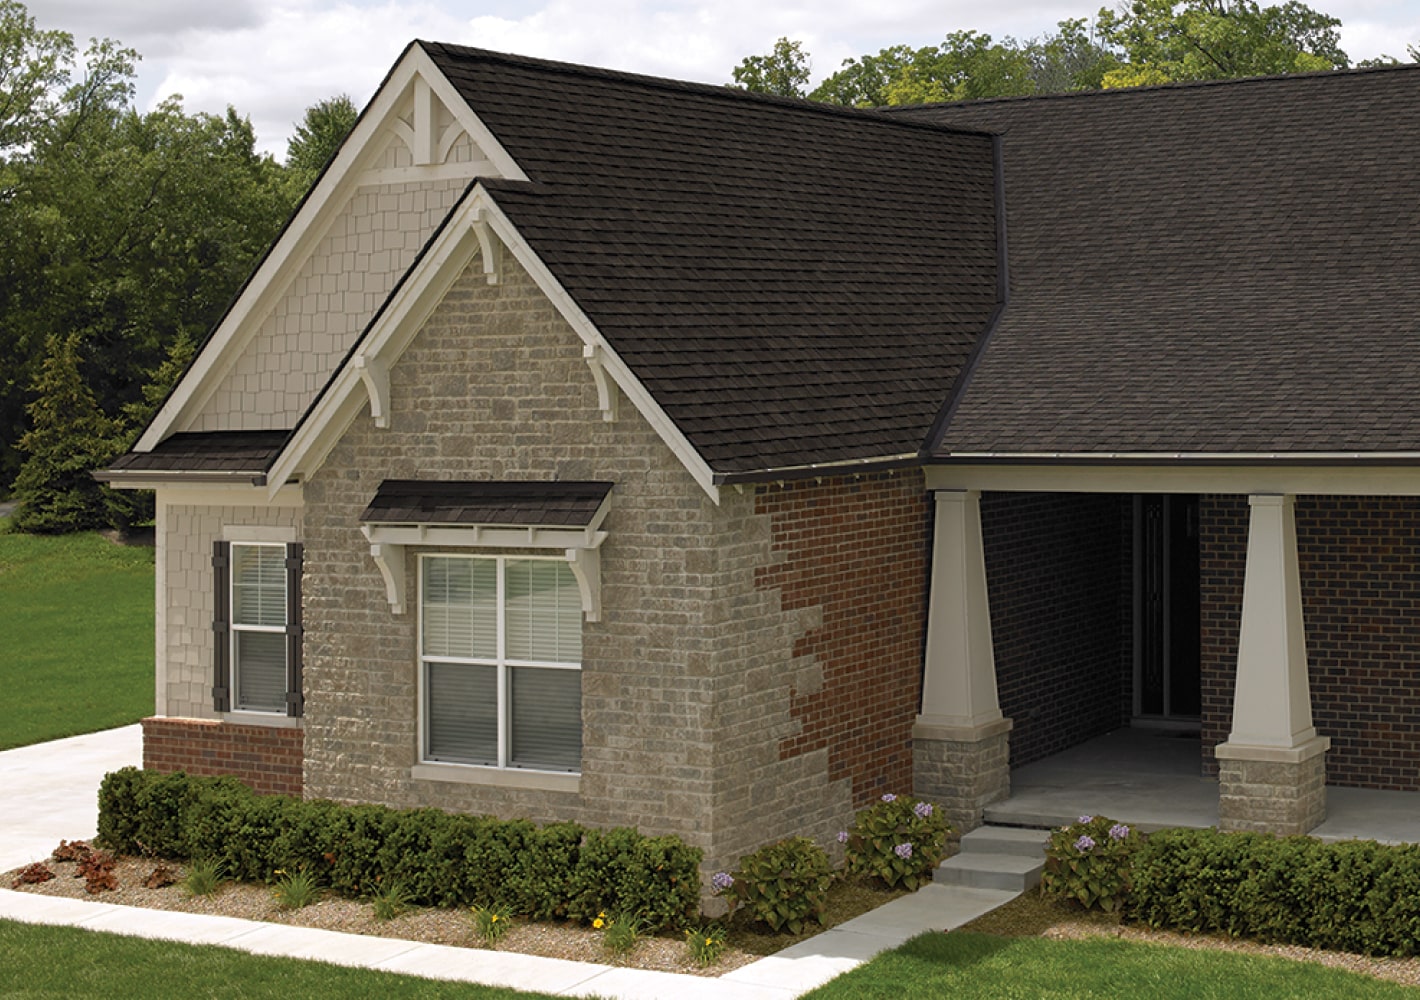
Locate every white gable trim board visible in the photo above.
<box><xmin>264</xmin><ymin>186</ymin><xmax>721</xmax><ymax>504</ymax></box>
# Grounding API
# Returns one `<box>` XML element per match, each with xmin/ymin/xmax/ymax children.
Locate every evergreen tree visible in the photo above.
<box><xmin>10</xmin><ymin>333</ymin><xmax>125</xmax><ymax>533</ymax></box>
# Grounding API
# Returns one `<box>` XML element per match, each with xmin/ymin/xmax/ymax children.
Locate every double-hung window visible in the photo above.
<box><xmin>213</xmin><ymin>540</ymin><xmax>303</xmax><ymax>717</ymax></box>
<box><xmin>420</xmin><ymin>554</ymin><xmax>582</xmax><ymax>772</ymax></box>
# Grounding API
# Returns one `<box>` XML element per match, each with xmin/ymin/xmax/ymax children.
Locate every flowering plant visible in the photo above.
<box><xmin>843</xmin><ymin>793</ymin><xmax>951</xmax><ymax>890</ymax></box>
<box><xmin>1040</xmin><ymin>814</ymin><xmax>1143</xmax><ymax>913</ymax></box>
<box><xmin>712</xmin><ymin>837</ymin><xmax>834</xmax><ymax>934</ymax></box>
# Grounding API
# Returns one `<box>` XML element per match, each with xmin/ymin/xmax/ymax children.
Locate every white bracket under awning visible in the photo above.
<box><xmin>360</xmin><ymin>520</ymin><xmax>610</xmax><ymax>620</ymax></box>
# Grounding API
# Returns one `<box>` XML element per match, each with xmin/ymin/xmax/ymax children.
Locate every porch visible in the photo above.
<box><xmin>988</xmin><ymin>727</ymin><xmax>1420</xmax><ymax>844</ymax></box>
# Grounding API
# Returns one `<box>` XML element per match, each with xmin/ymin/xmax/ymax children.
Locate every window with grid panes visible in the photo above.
<box><xmin>420</xmin><ymin>554</ymin><xmax>582</xmax><ymax>772</ymax></box>
<box><xmin>230</xmin><ymin>542</ymin><xmax>290</xmax><ymax>713</ymax></box>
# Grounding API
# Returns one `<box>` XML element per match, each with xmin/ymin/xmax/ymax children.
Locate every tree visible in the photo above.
<box><xmin>0</xmin><ymin>0</ymin><xmax>76</xmax><ymax>155</ymax></box>
<box><xmin>286</xmin><ymin>94</ymin><xmax>358</xmax><ymax>182</ymax></box>
<box><xmin>9</xmin><ymin>333</ymin><xmax>125</xmax><ymax>532</ymax></box>
<box><xmin>1096</xmin><ymin>0</ymin><xmax>1348</xmax><ymax>86</ymax></box>
<box><xmin>731</xmin><ymin>37</ymin><xmax>811</xmax><ymax>98</ymax></box>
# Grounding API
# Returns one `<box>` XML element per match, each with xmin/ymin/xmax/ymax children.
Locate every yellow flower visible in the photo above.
<box><xmin>704</xmin><ymin>937</ymin><xmax>713</xmax><ymax>946</ymax></box>
<box><xmin>593</xmin><ymin>917</ymin><xmax>605</xmax><ymax>929</ymax></box>
<box><xmin>491</xmin><ymin>914</ymin><xmax>500</xmax><ymax>922</ymax></box>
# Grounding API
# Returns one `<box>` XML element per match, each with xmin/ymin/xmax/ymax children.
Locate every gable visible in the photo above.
<box><xmin>138</xmin><ymin>44</ymin><xmax>526</xmax><ymax>451</ymax></box>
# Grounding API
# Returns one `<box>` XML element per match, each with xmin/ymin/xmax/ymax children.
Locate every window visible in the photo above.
<box><xmin>420</xmin><ymin>554</ymin><xmax>582</xmax><ymax>772</ymax></box>
<box><xmin>212</xmin><ymin>540</ymin><xmax>303</xmax><ymax>717</ymax></box>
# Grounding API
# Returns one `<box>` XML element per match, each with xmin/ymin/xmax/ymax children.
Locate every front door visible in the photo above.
<box><xmin>1134</xmin><ymin>494</ymin><xmax>1201</xmax><ymax>720</ymax></box>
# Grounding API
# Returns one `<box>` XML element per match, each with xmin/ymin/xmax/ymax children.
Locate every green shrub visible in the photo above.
<box><xmin>843</xmin><ymin>793</ymin><xmax>952</xmax><ymax>890</ymax></box>
<box><xmin>95</xmin><ymin>767</ymin><xmax>702</xmax><ymax>930</ymax></box>
<box><xmin>471</xmin><ymin>903</ymin><xmax>514</xmax><ymax>945</ymax></box>
<box><xmin>601</xmin><ymin>912</ymin><xmax>642</xmax><ymax>956</ymax></box>
<box><xmin>1129</xmin><ymin>827</ymin><xmax>1420</xmax><ymax>956</ymax></box>
<box><xmin>716</xmin><ymin>837</ymin><xmax>834</xmax><ymax>934</ymax></box>
<box><xmin>271</xmin><ymin>867</ymin><xmax>321</xmax><ymax>910</ymax></box>
<box><xmin>1040</xmin><ymin>814</ymin><xmax>1143</xmax><ymax>913</ymax></box>
<box><xmin>566</xmin><ymin>827</ymin><xmax>702</xmax><ymax>933</ymax></box>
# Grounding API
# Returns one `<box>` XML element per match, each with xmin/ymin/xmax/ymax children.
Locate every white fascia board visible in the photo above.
<box><xmin>926</xmin><ymin>462</ymin><xmax>1420</xmax><ymax>496</ymax></box>
<box><xmin>475</xmin><ymin>197</ymin><xmax>721</xmax><ymax>503</ymax></box>
<box><xmin>155</xmin><ymin>483</ymin><xmax>304</xmax><ymax>509</ymax></box>
<box><xmin>138</xmin><ymin>45</ymin><xmax>526</xmax><ymax>452</ymax></box>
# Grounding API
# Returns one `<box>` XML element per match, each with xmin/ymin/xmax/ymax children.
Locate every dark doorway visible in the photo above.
<box><xmin>1134</xmin><ymin>494</ymin><xmax>1201</xmax><ymax>720</ymax></box>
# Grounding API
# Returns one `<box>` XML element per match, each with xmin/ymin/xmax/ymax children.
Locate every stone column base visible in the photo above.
<box><xmin>1214</xmin><ymin>736</ymin><xmax>1329</xmax><ymax>835</ymax></box>
<box><xmin>912</xmin><ymin>717</ymin><xmax>1012</xmax><ymax>833</ymax></box>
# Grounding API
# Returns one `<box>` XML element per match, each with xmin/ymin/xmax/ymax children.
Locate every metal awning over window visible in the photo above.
<box><xmin>358</xmin><ymin>480</ymin><xmax>612</xmax><ymax>618</ymax></box>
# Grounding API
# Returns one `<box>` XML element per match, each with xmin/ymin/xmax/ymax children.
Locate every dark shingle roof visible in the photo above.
<box><xmin>106</xmin><ymin>431</ymin><xmax>289</xmax><ymax>474</ymax></box>
<box><xmin>888</xmin><ymin>67</ymin><xmax>1420</xmax><ymax>457</ymax></box>
<box><xmin>421</xmin><ymin>43</ymin><xmax>1002</xmax><ymax>476</ymax></box>
<box><xmin>360</xmin><ymin>480</ymin><xmax>613</xmax><ymax>526</ymax></box>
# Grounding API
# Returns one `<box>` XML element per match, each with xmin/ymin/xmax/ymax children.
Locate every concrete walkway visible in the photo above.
<box><xmin>0</xmin><ymin>726</ymin><xmax>1017</xmax><ymax>999</ymax></box>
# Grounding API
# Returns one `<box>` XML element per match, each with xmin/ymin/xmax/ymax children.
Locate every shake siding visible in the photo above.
<box><xmin>192</xmin><ymin>175</ymin><xmax>468</xmax><ymax>432</ymax></box>
<box><xmin>160</xmin><ymin>503</ymin><xmax>302</xmax><ymax>719</ymax></box>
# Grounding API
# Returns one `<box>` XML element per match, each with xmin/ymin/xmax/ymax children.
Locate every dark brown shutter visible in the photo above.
<box><xmin>285</xmin><ymin>543</ymin><xmax>304</xmax><ymax>717</ymax></box>
<box><xmin>212</xmin><ymin>540</ymin><xmax>231</xmax><ymax>712</ymax></box>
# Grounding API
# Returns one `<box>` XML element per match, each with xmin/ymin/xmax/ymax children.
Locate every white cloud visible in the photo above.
<box><xmin>26</xmin><ymin>0</ymin><xmax>1420</xmax><ymax>159</ymax></box>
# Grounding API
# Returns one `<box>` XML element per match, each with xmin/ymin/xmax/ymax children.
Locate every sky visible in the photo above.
<box><xmin>28</xmin><ymin>0</ymin><xmax>1420</xmax><ymax>159</ymax></box>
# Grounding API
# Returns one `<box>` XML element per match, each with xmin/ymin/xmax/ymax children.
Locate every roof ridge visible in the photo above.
<box><xmin>877</xmin><ymin>60</ymin><xmax>1420</xmax><ymax>113</ymax></box>
<box><xmin>416</xmin><ymin>40</ymin><xmax>998</xmax><ymax>139</ymax></box>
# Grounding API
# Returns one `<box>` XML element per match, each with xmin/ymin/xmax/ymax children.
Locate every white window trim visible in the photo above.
<box><xmin>228</xmin><ymin>540</ymin><xmax>290</xmax><ymax>718</ymax></box>
<box><xmin>416</xmin><ymin>553</ymin><xmax>583</xmax><ymax>781</ymax></box>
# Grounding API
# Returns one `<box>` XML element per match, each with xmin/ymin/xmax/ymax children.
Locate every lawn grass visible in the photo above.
<box><xmin>802</xmin><ymin>931</ymin><xmax>1418</xmax><ymax>999</ymax></box>
<box><xmin>0</xmin><ymin>919</ymin><xmax>560</xmax><ymax>999</ymax></box>
<box><xmin>0</xmin><ymin>516</ymin><xmax>154</xmax><ymax>749</ymax></box>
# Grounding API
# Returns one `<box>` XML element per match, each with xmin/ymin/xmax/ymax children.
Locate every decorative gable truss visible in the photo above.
<box><xmin>136</xmin><ymin>42</ymin><xmax>528</xmax><ymax>451</ymax></box>
<box><xmin>264</xmin><ymin>183</ymin><xmax>721</xmax><ymax>503</ymax></box>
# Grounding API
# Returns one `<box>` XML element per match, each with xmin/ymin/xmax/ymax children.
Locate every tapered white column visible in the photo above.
<box><xmin>916</xmin><ymin>489</ymin><xmax>1004</xmax><ymax>737</ymax></box>
<box><xmin>1215</xmin><ymin>493</ymin><xmax>1328</xmax><ymax>835</ymax></box>
<box><xmin>1218</xmin><ymin>494</ymin><xmax>1325</xmax><ymax>754</ymax></box>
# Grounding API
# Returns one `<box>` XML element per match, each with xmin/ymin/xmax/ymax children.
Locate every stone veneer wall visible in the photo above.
<box><xmin>158</xmin><ymin>502</ymin><xmax>302</xmax><ymax>719</ymax></box>
<box><xmin>1201</xmin><ymin>494</ymin><xmax>1420</xmax><ymax>789</ymax></box>
<box><xmin>981</xmin><ymin>492</ymin><xmax>1131</xmax><ymax>768</ymax></box>
<box><xmin>299</xmin><ymin>255</ymin><xmax>890</xmax><ymax>873</ymax></box>
<box><xmin>142</xmin><ymin>717</ymin><xmax>303</xmax><ymax>796</ymax></box>
<box><xmin>754</xmin><ymin>472</ymin><xmax>930</xmax><ymax>808</ymax></box>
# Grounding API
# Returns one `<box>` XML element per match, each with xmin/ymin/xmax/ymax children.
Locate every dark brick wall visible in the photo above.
<box><xmin>1200</xmin><ymin>495</ymin><xmax>1420</xmax><ymax>790</ymax></box>
<box><xmin>142</xmin><ymin>717</ymin><xmax>303</xmax><ymax>796</ymax></box>
<box><xmin>981</xmin><ymin>492</ymin><xmax>1132</xmax><ymax>768</ymax></box>
<box><xmin>757</xmin><ymin>470</ymin><xmax>931</xmax><ymax>806</ymax></box>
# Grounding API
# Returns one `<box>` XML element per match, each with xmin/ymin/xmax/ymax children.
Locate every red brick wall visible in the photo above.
<box><xmin>1200</xmin><ymin>495</ymin><xmax>1420</xmax><ymax>790</ymax></box>
<box><xmin>1199</xmin><ymin>494</ymin><xmax>1246</xmax><ymax>775</ymax></box>
<box><xmin>755</xmin><ymin>470</ymin><xmax>930</xmax><ymax>807</ymax></box>
<box><xmin>142</xmin><ymin>717</ymin><xmax>303</xmax><ymax>797</ymax></box>
<box><xmin>981</xmin><ymin>492</ymin><xmax>1132</xmax><ymax>768</ymax></box>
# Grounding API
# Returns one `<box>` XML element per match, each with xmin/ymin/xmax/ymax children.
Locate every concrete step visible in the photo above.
<box><xmin>959</xmin><ymin>824</ymin><xmax>1052</xmax><ymax>858</ymax></box>
<box><xmin>935</xmin><ymin>851</ymin><xmax>1044</xmax><ymax>892</ymax></box>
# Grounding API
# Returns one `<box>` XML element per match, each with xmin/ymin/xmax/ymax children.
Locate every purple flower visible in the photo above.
<box><xmin>913</xmin><ymin>801</ymin><xmax>933</xmax><ymax>818</ymax></box>
<box><xmin>837</xmin><ymin>830</ymin><xmax>849</xmax><ymax>844</ymax></box>
<box><xmin>894</xmin><ymin>843</ymin><xmax>913</xmax><ymax>859</ymax></box>
<box><xmin>711</xmin><ymin>871</ymin><xmax>734</xmax><ymax>891</ymax></box>
<box><xmin>1074</xmin><ymin>834</ymin><xmax>1096</xmax><ymax>853</ymax></box>
<box><xmin>1078</xmin><ymin>815</ymin><xmax>1094</xmax><ymax>824</ymax></box>
<box><xmin>881</xmin><ymin>793</ymin><xmax>897</xmax><ymax>803</ymax></box>
<box><xmin>1109</xmin><ymin>824</ymin><xmax>1130</xmax><ymax>841</ymax></box>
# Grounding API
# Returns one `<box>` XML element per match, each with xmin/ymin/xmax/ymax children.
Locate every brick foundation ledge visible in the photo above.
<box><xmin>142</xmin><ymin>717</ymin><xmax>303</xmax><ymax>797</ymax></box>
<box><xmin>1215</xmin><ymin>735</ymin><xmax>1329</xmax><ymax>836</ymax></box>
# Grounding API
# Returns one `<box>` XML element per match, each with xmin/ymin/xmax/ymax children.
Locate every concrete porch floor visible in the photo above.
<box><xmin>984</xmin><ymin>727</ymin><xmax>1420</xmax><ymax>844</ymax></box>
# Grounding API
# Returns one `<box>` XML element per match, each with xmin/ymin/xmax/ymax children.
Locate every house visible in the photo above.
<box><xmin>99</xmin><ymin>42</ymin><xmax>1420</xmax><ymax>879</ymax></box>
